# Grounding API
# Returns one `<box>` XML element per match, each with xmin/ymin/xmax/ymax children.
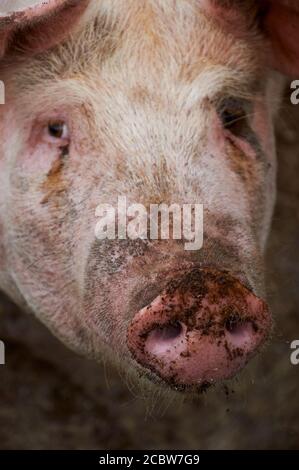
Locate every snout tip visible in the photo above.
<box><xmin>127</xmin><ymin>268</ymin><xmax>271</xmax><ymax>390</ymax></box>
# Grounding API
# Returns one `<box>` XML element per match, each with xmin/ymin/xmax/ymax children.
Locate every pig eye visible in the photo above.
<box><xmin>47</xmin><ymin>121</ymin><xmax>69</xmax><ymax>141</ymax></box>
<box><xmin>219</xmin><ymin>98</ymin><xmax>248</xmax><ymax>135</ymax></box>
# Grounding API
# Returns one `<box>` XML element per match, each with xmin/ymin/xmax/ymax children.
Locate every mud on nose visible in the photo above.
<box><xmin>127</xmin><ymin>269</ymin><xmax>272</xmax><ymax>390</ymax></box>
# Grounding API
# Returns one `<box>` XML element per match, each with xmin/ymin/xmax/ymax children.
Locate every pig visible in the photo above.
<box><xmin>0</xmin><ymin>0</ymin><xmax>298</xmax><ymax>393</ymax></box>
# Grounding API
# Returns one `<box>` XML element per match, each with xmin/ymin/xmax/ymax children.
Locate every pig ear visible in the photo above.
<box><xmin>206</xmin><ymin>0</ymin><xmax>299</xmax><ymax>77</ymax></box>
<box><xmin>262</xmin><ymin>1</ymin><xmax>299</xmax><ymax>77</ymax></box>
<box><xmin>0</xmin><ymin>0</ymin><xmax>89</xmax><ymax>59</ymax></box>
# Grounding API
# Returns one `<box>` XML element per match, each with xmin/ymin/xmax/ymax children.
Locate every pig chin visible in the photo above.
<box><xmin>83</xmin><ymin>245</ymin><xmax>271</xmax><ymax>393</ymax></box>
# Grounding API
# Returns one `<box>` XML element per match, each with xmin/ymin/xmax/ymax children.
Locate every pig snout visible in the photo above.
<box><xmin>127</xmin><ymin>269</ymin><xmax>271</xmax><ymax>390</ymax></box>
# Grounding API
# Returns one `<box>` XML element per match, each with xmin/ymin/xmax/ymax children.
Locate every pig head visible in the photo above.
<box><xmin>0</xmin><ymin>0</ymin><xmax>298</xmax><ymax>392</ymax></box>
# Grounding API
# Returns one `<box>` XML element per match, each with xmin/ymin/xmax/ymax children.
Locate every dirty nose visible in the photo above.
<box><xmin>127</xmin><ymin>269</ymin><xmax>272</xmax><ymax>390</ymax></box>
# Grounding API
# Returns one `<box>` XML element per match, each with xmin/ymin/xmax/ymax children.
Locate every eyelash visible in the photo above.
<box><xmin>221</xmin><ymin>108</ymin><xmax>246</xmax><ymax>129</ymax></box>
<box><xmin>218</xmin><ymin>99</ymin><xmax>248</xmax><ymax>135</ymax></box>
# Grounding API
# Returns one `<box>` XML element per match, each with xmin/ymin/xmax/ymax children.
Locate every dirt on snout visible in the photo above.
<box><xmin>127</xmin><ymin>268</ymin><xmax>269</xmax><ymax>392</ymax></box>
<box><xmin>0</xmin><ymin>89</ymin><xmax>299</xmax><ymax>450</ymax></box>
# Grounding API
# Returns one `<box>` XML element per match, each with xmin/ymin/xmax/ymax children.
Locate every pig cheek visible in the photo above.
<box><xmin>6</xmin><ymin>137</ymin><xmax>69</xmax><ymax>303</ymax></box>
<box><xmin>13</xmin><ymin>136</ymin><xmax>66</xmax><ymax>206</ymax></box>
<box><xmin>19</xmin><ymin>134</ymin><xmax>61</xmax><ymax>176</ymax></box>
<box><xmin>83</xmin><ymin>259</ymin><xmax>137</xmax><ymax>349</ymax></box>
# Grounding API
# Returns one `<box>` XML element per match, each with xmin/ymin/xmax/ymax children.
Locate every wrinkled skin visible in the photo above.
<box><xmin>0</xmin><ymin>0</ymin><xmax>297</xmax><ymax>392</ymax></box>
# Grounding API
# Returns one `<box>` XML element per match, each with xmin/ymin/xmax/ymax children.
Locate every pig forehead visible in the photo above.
<box><xmin>98</xmin><ymin>0</ymin><xmax>261</xmax><ymax>81</ymax></box>
<box><xmin>9</xmin><ymin>0</ymin><xmax>262</xmax><ymax>92</ymax></box>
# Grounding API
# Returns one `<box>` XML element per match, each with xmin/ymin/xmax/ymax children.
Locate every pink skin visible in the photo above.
<box><xmin>0</xmin><ymin>0</ymin><xmax>298</xmax><ymax>393</ymax></box>
<box><xmin>127</xmin><ymin>269</ymin><xmax>271</xmax><ymax>390</ymax></box>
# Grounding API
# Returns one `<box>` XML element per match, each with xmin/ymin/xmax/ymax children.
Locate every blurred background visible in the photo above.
<box><xmin>0</xmin><ymin>88</ymin><xmax>298</xmax><ymax>450</ymax></box>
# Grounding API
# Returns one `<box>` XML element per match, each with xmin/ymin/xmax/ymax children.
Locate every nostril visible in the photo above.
<box><xmin>225</xmin><ymin>313</ymin><xmax>243</xmax><ymax>334</ymax></box>
<box><xmin>225</xmin><ymin>313</ymin><xmax>255</xmax><ymax>347</ymax></box>
<box><xmin>145</xmin><ymin>321</ymin><xmax>186</xmax><ymax>357</ymax></box>
<box><xmin>150</xmin><ymin>321</ymin><xmax>183</xmax><ymax>342</ymax></box>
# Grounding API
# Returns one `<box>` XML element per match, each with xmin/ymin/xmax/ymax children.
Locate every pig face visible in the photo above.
<box><xmin>0</xmin><ymin>0</ymin><xmax>298</xmax><ymax>392</ymax></box>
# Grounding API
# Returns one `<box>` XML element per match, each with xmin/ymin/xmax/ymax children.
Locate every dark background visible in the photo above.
<box><xmin>0</xmin><ymin>90</ymin><xmax>298</xmax><ymax>450</ymax></box>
